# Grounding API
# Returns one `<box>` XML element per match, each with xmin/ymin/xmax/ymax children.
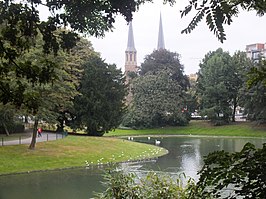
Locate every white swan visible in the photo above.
<box><xmin>155</xmin><ymin>140</ymin><xmax>161</xmax><ymax>145</ymax></box>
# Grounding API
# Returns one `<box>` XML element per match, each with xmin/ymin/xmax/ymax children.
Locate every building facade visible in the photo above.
<box><xmin>246</xmin><ymin>43</ymin><xmax>266</xmax><ymax>61</ymax></box>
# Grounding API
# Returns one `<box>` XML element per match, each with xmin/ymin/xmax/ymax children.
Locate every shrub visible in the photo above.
<box><xmin>94</xmin><ymin>166</ymin><xmax>196</xmax><ymax>199</ymax></box>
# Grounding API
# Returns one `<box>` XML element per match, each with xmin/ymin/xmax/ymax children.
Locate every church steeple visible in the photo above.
<box><xmin>126</xmin><ymin>21</ymin><xmax>136</xmax><ymax>52</ymax></box>
<box><xmin>125</xmin><ymin>21</ymin><xmax>137</xmax><ymax>104</ymax></box>
<box><xmin>157</xmin><ymin>13</ymin><xmax>165</xmax><ymax>50</ymax></box>
<box><xmin>125</xmin><ymin>21</ymin><xmax>137</xmax><ymax>73</ymax></box>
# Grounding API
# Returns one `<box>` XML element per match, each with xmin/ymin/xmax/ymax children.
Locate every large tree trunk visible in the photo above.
<box><xmin>2</xmin><ymin>122</ymin><xmax>10</xmax><ymax>136</ymax></box>
<box><xmin>232</xmin><ymin>98</ymin><xmax>237</xmax><ymax>122</ymax></box>
<box><xmin>29</xmin><ymin>118</ymin><xmax>39</xmax><ymax>150</ymax></box>
<box><xmin>24</xmin><ymin>116</ymin><xmax>28</xmax><ymax>123</ymax></box>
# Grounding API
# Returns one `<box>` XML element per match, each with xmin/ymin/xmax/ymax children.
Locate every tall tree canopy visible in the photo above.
<box><xmin>196</xmin><ymin>48</ymin><xmax>249</xmax><ymax>124</ymax></box>
<box><xmin>20</xmin><ymin>33</ymin><xmax>81</xmax><ymax>149</ymax></box>
<box><xmin>123</xmin><ymin>49</ymin><xmax>189</xmax><ymax>129</ymax></box>
<box><xmin>72</xmin><ymin>55</ymin><xmax>126</xmax><ymax>136</ymax></box>
<box><xmin>0</xmin><ymin>30</ymin><xmax>95</xmax><ymax>149</ymax></box>
<box><xmin>123</xmin><ymin>70</ymin><xmax>188</xmax><ymax>128</ymax></box>
<box><xmin>140</xmin><ymin>49</ymin><xmax>189</xmax><ymax>90</ymax></box>
<box><xmin>242</xmin><ymin>60</ymin><xmax>266</xmax><ymax>123</ymax></box>
<box><xmin>0</xmin><ymin>0</ymin><xmax>150</xmax><ymax>108</ymax></box>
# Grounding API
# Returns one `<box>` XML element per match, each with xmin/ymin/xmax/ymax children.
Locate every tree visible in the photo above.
<box><xmin>15</xmin><ymin>31</ymin><xmax>81</xmax><ymax>149</ymax></box>
<box><xmin>181</xmin><ymin>0</ymin><xmax>266</xmax><ymax>43</ymax></box>
<box><xmin>240</xmin><ymin>60</ymin><xmax>266</xmax><ymax>123</ymax></box>
<box><xmin>72</xmin><ymin>55</ymin><xmax>126</xmax><ymax>136</ymax></box>
<box><xmin>230</xmin><ymin>51</ymin><xmax>252</xmax><ymax>122</ymax></box>
<box><xmin>140</xmin><ymin>49</ymin><xmax>189</xmax><ymax>91</ymax></box>
<box><xmin>124</xmin><ymin>71</ymin><xmax>188</xmax><ymax>128</ymax></box>
<box><xmin>197</xmin><ymin>48</ymin><xmax>244</xmax><ymax>124</ymax></box>
<box><xmin>247</xmin><ymin>60</ymin><xmax>266</xmax><ymax>87</ymax></box>
<box><xmin>180</xmin><ymin>0</ymin><xmax>266</xmax><ymax>90</ymax></box>
<box><xmin>123</xmin><ymin>49</ymin><xmax>189</xmax><ymax>129</ymax></box>
<box><xmin>0</xmin><ymin>0</ymin><xmax>148</xmax><ymax>108</ymax></box>
<box><xmin>55</xmin><ymin>37</ymin><xmax>98</xmax><ymax>132</ymax></box>
<box><xmin>26</xmin><ymin>56</ymin><xmax>79</xmax><ymax>149</ymax></box>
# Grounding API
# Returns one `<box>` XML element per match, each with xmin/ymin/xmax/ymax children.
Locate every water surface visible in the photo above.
<box><xmin>0</xmin><ymin>136</ymin><xmax>265</xmax><ymax>198</ymax></box>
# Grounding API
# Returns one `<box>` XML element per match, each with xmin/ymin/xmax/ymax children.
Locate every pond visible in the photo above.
<box><xmin>0</xmin><ymin>136</ymin><xmax>265</xmax><ymax>199</ymax></box>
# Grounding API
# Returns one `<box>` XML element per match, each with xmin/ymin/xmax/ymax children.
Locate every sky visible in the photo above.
<box><xmin>88</xmin><ymin>1</ymin><xmax>266</xmax><ymax>75</ymax></box>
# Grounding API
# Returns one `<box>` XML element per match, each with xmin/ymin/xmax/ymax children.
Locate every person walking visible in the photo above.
<box><xmin>37</xmin><ymin>127</ymin><xmax>42</xmax><ymax>137</ymax></box>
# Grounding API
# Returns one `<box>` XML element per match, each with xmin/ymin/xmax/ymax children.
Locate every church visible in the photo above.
<box><xmin>124</xmin><ymin>14</ymin><xmax>166</xmax><ymax>103</ymax></box>
<box><xmin>124</xmin><ymin>13</ymin><xmax>165</xmax><ymax>77</ymax></box>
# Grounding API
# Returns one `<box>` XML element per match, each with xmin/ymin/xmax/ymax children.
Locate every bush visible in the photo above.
<box><xmin>94</xmin><ymin>166</ymin><xmax>196</xmax><ymax>199</ymax></box>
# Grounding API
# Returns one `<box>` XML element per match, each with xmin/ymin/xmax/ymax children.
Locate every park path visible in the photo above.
<box><xmin>1</xmin><ymin>132</ymin><xmax>65</xmax><ymax>146</ymax></box>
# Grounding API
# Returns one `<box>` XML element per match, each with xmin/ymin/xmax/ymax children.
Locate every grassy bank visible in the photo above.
<box><xmin>0</xmin><ymin>136</ymin><xmax>167</xmax><ymax>175</ymax></box>
<box><xmin>108</xmin><ymin>121</ymin><xmax>266</xmax><ymax>137</ymax></box>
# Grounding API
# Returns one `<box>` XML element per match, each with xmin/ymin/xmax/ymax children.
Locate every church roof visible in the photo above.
<box><xmin>126</xmin><ymin>21</ymin><xmax>136</xmax><ymax>52</ymax></box>
<box><xmin>157</xmin><ymin>13</ymin><xmax>165</xmax><ymax>50</ymax></box>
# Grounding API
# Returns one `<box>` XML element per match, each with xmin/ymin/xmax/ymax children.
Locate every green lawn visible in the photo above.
<box><xmin>0</xmin><ymin>136</ymin><xmax>167</xmax><ymax>175</ymax></box>
<box><xmin>108</xmin><ymin>121</ymin><xmax>266</xmax><ymax>137</ymax></box>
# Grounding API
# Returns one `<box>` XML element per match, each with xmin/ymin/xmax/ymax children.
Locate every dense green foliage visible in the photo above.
<box><xmin>72</xmin><ymin>55</ymin><xmax>126</xmax><ymax>136</ymax></box>
<box><xmin>242</xmin><ymin>61</ymin><xmax>266</xmax><ymax>123</ymax></box>
<box><xmin>55</xmin><ymin>37</ymin><xmax>97</xmax><ymax>132</ymax></box>
<box><xmin>247</xmin><ymin>60</ymin><xmax>266</xmax><ymax>87</ymax></box>
<box><xmin>197</xmin><ymin>49</ymin><xmax>251</xmax><ymax>125</ymax></box>
<box><xmin>95</xmin><ymin>168</ymin><xmax>195</xmax><ymax>198</ymax></box>
<box><xmin>191</xmin><ymin>142</ymin><xmax>266</xmax><ymax>198</ymax></box>
<box><xmin>139</xmin><ymin>49</ymin><xmax>190</xmax><ymax>90</ymax></box>
<box><xmin>0</xmin><ymin>0</ymin><xmax>150</xmax><ymax>110</ymax></box>
<box><xmin>123</xmin><ymin>49</ymin><xmax>190</xmax><ymax>129</ymax></box>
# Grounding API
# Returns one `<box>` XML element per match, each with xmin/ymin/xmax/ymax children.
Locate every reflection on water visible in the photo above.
<box><xmin>0</xmin><ymin>168</ymin><xmax>104</xmax><ymax>199</ymax></box>
<box><xmin>131</xmin><ymin>136</ymin><xmax>265</xmax><ymax>181</ymax></box>
<box><xmin>0</xmin><ymin>136</ymin><xmax>265</xmax><ymax>199</ymax></box>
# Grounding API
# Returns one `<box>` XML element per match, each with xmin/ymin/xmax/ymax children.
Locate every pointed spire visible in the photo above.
<box><xmin>157</xmin><ymin>13</ymin><xmax>165</xmax><ymax>50</ymax></box>
<box><xmin>126</xmin><ymin>21</ymin><xmax>136</xmax><ymax>52</ymax></box>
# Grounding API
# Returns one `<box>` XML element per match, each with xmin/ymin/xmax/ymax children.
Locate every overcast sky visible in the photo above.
<box><xmin>89</xmin><ymin>1</ymin><xmax>266</xmax><ymax>75</ymax></box>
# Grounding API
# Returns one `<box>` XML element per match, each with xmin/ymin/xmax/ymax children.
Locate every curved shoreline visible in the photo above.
<box><xmin>0</xmin><ymin>147</ymin><xmax>169</xmax><ymax>177</ymax></box>
<box><xmin>118</xmin><ymin>134</ymin><xmax>266</xmax><ymax>139</ymax></box>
